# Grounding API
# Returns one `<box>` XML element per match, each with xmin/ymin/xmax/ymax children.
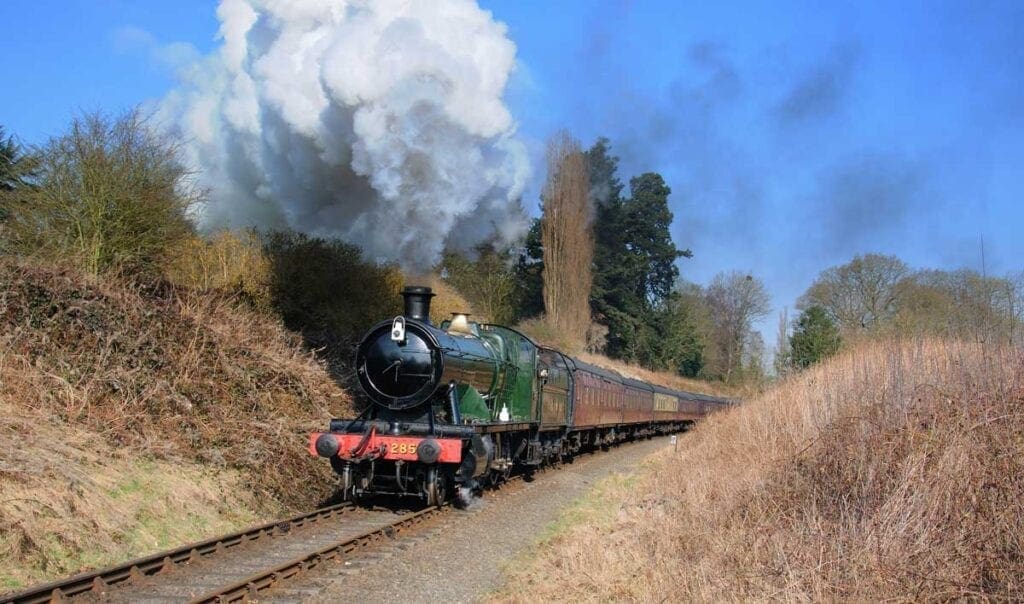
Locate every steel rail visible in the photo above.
<box><xmin>1</xmin><ymin>502</ymin><xmax>357</xmax><ymax>604</ymax></box>
<box><xmin>186</xmin><ymin>504</ymin><xmax>447</xmax><ymax>603</ymax></box>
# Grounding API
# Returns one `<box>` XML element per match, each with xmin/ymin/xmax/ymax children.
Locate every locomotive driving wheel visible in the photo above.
<box><xmin>424</xmin><ymin>466</ymin><xmax>447</xmax><ymax>507</ymax></box>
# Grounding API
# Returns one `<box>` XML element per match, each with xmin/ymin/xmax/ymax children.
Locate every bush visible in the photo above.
<box><xmin>440</xmin><ymin>245</ymin><xmax>517</xmax><ymax>324</ymax></box>
<box><xmin>1</xmin><ymin>110</ymin><xmax>198</xmax><ymax>278</ymax></box>
<box><xmin>263</xmin><ymin>231</ymin><xmax>404</xmax><ymax>356</ymax></box>
<box><xmin>166</xmin><ymin>229</ymin><xmax>270</xmax><ymax>306</ymax></box>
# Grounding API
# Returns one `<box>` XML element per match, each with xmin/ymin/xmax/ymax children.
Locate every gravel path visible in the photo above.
<box><xmin>267</xmin><ymin>437</ymin><xmax>670</xmax><ymax>604</ymax></box>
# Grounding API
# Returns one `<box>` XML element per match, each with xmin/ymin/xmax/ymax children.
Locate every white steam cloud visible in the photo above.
<box><xmin>161</xmin><ymin>0</ymin><xmax>529</xmax><ymax>268</ymax></box>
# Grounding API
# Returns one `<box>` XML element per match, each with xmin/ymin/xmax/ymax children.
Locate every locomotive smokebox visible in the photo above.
<box><xmin>401</xmin><ymin>286</ymin><xmax>435</xmax><ymax>324</ymax></box>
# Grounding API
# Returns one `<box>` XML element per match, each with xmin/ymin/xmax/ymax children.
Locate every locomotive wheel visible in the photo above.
<box><xmin>424</xmin><ymin>466</ymin><xmax>447</xmax><ymax>507</ymax></box>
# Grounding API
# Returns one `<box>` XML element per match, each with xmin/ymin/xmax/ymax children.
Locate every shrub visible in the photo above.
<box><xmin>166</xmin><ymin>229</ymin><xmax>270</xmax><ymax>306</ymax></box>
<box><xmin>1</xmin><ymin>110</ymin><xmax>198</xmax><ymax>278</ymax></box>
<box><xmin>262</xmin><ymin>231</ymin><xmax>404</xmax><ymax>356</ymax></box>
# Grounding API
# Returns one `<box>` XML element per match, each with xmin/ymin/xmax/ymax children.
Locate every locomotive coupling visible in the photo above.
<box><xmin>314</xmin><ymin>433</ymin><xmax>339</xmax><ymax>458</ymax></box>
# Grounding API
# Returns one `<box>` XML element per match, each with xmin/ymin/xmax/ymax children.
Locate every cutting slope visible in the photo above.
<box><xmin>0</xmin><ymin>259</ymin><xmax>351</xmax><ymax>589</ymax></box>
<box><xmin>500</xmin><ymin>339</ymin><xmax>1024</xmax><ymax>601</ymax></box>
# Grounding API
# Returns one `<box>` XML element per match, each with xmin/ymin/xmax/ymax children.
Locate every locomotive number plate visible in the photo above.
<box><xmin>375</xmin><ymin>437</ymin><xmax>423</xmax><ymax>461</ymax></box>
<box><xmin>376</xmin><ymin>437</ymin><xmax>463</xmax><ymax>463</ymax></box>
<box><xmin>388</xmin><ymin>441</ymin><xmax>418</xmax><ymax>455</ymax></box>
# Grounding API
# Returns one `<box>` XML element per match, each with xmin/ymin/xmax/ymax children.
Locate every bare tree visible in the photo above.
<box><xmin>800</xmin><ymin>253</ymin><xmax>908</xmax><ymax>334</ymax></box>
<box><xmin>540</xmin><ymin>131</ymin><xmax>593</xmax><ymax>348</ymax></box>
<box><xmin>705</xmin><ymin>271</ymin><xmax>771</xmax><ymax>382</ymax></box>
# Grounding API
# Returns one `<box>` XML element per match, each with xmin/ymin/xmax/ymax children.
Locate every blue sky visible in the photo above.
<box><xmin>2</xmin><ymin>0</ymin><xmax>1022</xmax><ymax>347</ymax></box>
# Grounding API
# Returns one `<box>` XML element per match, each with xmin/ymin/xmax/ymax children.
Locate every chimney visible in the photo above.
<box><xmin>401</xmin><ymin>286</ymin><xmax>435</xmax><ymax>324</ymax></box>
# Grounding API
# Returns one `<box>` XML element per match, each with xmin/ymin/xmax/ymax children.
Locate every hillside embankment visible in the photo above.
<box><xmin>498</xmin><ymin>339</ymin><xmax>1024</xmax><ymax>601</ymax></box>
<box><xmin>0</xmin><ymin>259</ymin><xmax>350</xmax><ymax>590</ymax></box>
<box><xmin>1</xmin><ymin>258</ymin><xmax>731</xmax><ymax>592</ymax></box>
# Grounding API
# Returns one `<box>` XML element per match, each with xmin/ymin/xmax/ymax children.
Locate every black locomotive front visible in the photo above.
<box><xmin>310</xmin><ymin>286</ymin><xmax>501</xmax><ymax>505</ymax></box>
<box><xmin>356</xmin><ymin>286</ymin><xmax>499</xmax><ymax>415</ymax></box>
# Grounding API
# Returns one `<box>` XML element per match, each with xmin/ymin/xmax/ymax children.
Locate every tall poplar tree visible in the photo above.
<box><xmin>540</xmin><ymin>131</ymin><xmax>593</xmax><ymax>347</ymax></box>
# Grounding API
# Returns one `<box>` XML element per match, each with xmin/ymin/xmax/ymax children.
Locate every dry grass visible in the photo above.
<box><xmin>515</xmin><ymin>315</ymin><xmax>584</xmax><ymax>355</ymax></box>
<box><xmin>0</xmin><ymin>258</ymin><xmax>351</xmax><ymax>588</ymax></box>
<box><xmin>498</xmin><ymin>339</ymin><xmax>1024</xmax><ymax>601</ymax></box>
<box><xmin>0</xmin><ymin>410</ymin><xmax>261</xmax><ymax>589</ymax></box>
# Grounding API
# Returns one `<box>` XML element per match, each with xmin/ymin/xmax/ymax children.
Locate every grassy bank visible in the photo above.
<box><xmin>498</xmin><ymin>339</ymin><xmax>1024</xmax><ymax>601</ymax></box>
<box><xmin>0</xmin><ymin>259</ymin><xmax>351</xmax><ymax>588</ymax></box>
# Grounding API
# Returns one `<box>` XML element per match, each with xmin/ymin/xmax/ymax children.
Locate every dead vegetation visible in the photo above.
<box><xmin>0</xmin><ymin>258</ymin><xmax>351</xmax><ymax>588</ymax></box>
<box><xmin>499</xmin><ymin>339</ymin><xmax>1024</xmax><ymax>601</ymax></box>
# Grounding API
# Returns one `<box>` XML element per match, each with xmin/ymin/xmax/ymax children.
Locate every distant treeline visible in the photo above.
<box><xmin>0</xmin><ymin>112</ymin><xmax>773</xmax><ymax>385</ymax></box>
<box><xmin>779</xmin><ymin>253</ymin><xmax>1024</xmax><ymax>371</ymax></box>
<box><xmin>3</xmin><ymin>112</ymin><xmax>1016</xmax><ymax>387</ymax></box>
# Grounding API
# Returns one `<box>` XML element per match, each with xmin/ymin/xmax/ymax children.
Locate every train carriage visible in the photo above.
<box><xmin>569</xmin><ymin>360</ymin><xmax>625</xmax><ymax>428</ymax></box>
<box><xmin>621</xmin><ymin>377</ymin><xmax>655</xmax><ymax>424</ymax></box>
<box><xmin>652</xmin><ymin>385</ymin><xmax>680</xmax><ymax>423</ymax></box>
<box><xmin>537</xmin><ymin>348</ymin><xmax>572</xmax><ymax>428</ymax></box>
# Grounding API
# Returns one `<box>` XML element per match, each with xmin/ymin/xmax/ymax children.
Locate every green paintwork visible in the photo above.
<box><xmin>456</xmin><ymin>384</ymin><xmax>491</xmax><ymax>421</ymax></box>
<box><xmin>474</xmin><ymin>324</ymin><xmax>538</xmax><ymax>422</ymax></box>
<box><xmin>436</xmin><ymin>320</ymin><xmax>540</xmax><ymax>424</ymax></box>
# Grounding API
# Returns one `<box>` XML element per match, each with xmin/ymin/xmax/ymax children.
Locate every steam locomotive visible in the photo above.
<box><xmin>309</xmin><ymin>286</ymin><xmax>732</xmax><ymax>505</ymax></box>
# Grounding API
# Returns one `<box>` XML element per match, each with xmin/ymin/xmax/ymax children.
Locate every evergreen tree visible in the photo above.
<box><xmin>587</xmin><ymin>137</ymin><xmax>626</xmax><ymax>304</ymax></box>
<box><xmin>587</xmin><ymin>138</ymin><xmax>633</xmax><ymax>354</ymax></box>
<box><xmin>588</xmin><ymin>150</ymin><xmax>690</xmax><ymax>361</ymax></box>
<box><xmin>512</xmin><ymin>217</ymin><xmax>545</xmax><ymax>320</ymax></box>
<box><xmin>0</xmin><ymin>126</ymin><xmax>39</xmax><ymax>226</ymax></box>
<box><xmin>623</xmin><ymin>173</ymin><xmax>692</xmax><ymax>304</ymax></box>
<box><xmin>789</xmin><ymin>305</ymin><xmax>841</xmax><ymax>369</ymax></box>
<box><xmin>0</xmin><ymin>126</ymin><xmax>39</xmax><ymax>191</ymax></box>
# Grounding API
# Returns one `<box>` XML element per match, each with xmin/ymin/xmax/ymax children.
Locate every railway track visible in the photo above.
<box><xmin>2</xmin><ymin>438</ymin><xmax>649</xmax><ymax>603</ymax></box>
<box><xmin>1</xmin><ymin>500</ymin><xmax>450</xmax><ymax>604</ymax></box>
